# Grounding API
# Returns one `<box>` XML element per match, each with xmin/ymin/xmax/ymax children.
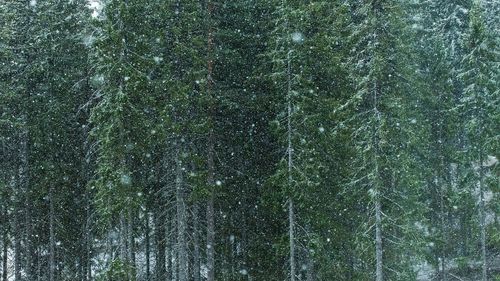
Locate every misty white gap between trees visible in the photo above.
<box><xmin>0</xmin><ymin>0</ymin><xmax>499</xmax><ymax>281</ymax></box>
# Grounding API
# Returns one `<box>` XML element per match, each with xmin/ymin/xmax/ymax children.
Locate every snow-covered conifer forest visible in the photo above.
<box><xmin>0</xmin><ymin>0</ymin><xmax>499</xmax><ymax>280</ymax></box>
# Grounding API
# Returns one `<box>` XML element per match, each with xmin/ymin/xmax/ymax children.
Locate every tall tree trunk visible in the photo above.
<box><xmin>286</xmin><ymin>48</ymin><xmax>296</xmax><ymax>281</ymax></box>
<box><xmin>478</xmin><ymin>158</ymin><xmax>487</xmax><ymax>281</ymax></box>
<box><xmin>170</xmin><ymin>213</ymin><xmax>177</xmax><ymax>281</ymax></box>
<box><xmin>206</xmin><ymin>1</ymin><xmax>216</xmax><ymax>280</ymax></box>
<box><xmin>24</xmin><ymin>200</ymin><xmax>33</xmax><ymax>280</ymax></box>
<box><xmin>49</xmin><ymin>186</ymin><xmax>56</xmax><ymax>281</ymax></box>
<box><xmin>36</xmin><ymin>244</ymin><xmax>41</xmax><ymax>281</ymax></box>
<box><xmin>145</xmin><ymin>211</ymin><xmax>151</xmax><ymax>281</ymax></box>
<box><xmin>373</xmin><ymin>78</ymin><xmax>383</xmax><ymax>281</ymax></box>
<box><xmin>206</xmin><ymin>138</ymin><xmax>215</xmax><ymax>281</ymax></box>
<box><xmin>436</xmin><ymin>86</ymin><xmax>448</xmax><ymax>281</ymax></box>
<box><xmin>2</xmin><ymin>204</ymin><xmax>7</xmax><ymax>281</ymax></box>
<box><xmin>85</xmin><ymin>197</ymin><xmax>92</xmax><ymax>281</ymax></box>
<box><xmin>193</xmin><ymin>203</ymin><xmax>201</xmax><ymax>281</ymax></box>
<box><xmin>375</xmin><ymin>193</ymin><xmax>383</xmax><ymax>281</ymax></box>
<box><xmin>128</xmin><ymin>210</ymin><xmax>136</xmax><ymax>278</ymax></box>
<box><xmin>120</xmin><ymin>214</ymin><xmax>127</xmax><ymax>263</ymax></box>
<box><xmin>230</xmin><ymin>226</ymin><xmax>235</xmax><ymax>279</ymax></box>
<box><xmin>154</xmin><ymin>205</ymin><xmax>166</xmax><ymax>280</ymax></box>
<box><xmin>19</xmin><ymin>118</ymin><xmax>33</xmax><ymax>280</ymax></box>
<box><xmin>288</xmin><ymin>201</ymin><xmax>296</xmax><ymax>281</ymax></box>
<box><xmin>176</xmin><ymin>148</ymin><xmax>188</xmax><ymax>281</ymax></box>
<box><xmin>1</xmin><ymin>144</ymin><xmax>6</xmax><ymax>281</ymax></box>
<box><xmin>438</xmin><ymin>176</ymin><xmax>447</xmax><ymax>281</ymax></box>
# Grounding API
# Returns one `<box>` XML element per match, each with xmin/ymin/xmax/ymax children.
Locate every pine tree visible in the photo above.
<box><xmin>459</xmin><ymin>3</ymin><xmax>499</xmax><ymax>279</ymax></box>
<box><xmin>344</xmin><ymin>0</ymin><xmax>423</xmax><ymax>279</ymax></box>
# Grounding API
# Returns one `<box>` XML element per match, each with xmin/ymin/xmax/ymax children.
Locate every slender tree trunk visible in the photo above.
<box><xmin>49</xmin><ymin>186</ymin><xmax>56</xmax><ymax>281</ymax></box>
<box><xmin>24</xmin><ymin>199</ymin><xmax>33</xmax><ymax>279</ymax></box>
<box><xmin>154</xmin><ymin>206</ymin><xmax>166</xmax><ymax>280</ymax></box>
<box><xmin>2</xmin><ymin>204</ymin><xmax>7</xmax><ymax>281</ymax></box>
<box><xmin>373</xmin><ymin>78</ymin><xmax>383</xmax><ymax>281</ymax></box>
<box><xmin>375</xmin><ymin>193</ymin><xmax>383</xmax><ymax>281</ymax></box>
<box><xmin>170</xmin><ymin>214</ymin><xmax>177</xmax><ymax>281</ymax></box>
<box><xmin>37</xmin><ymin>243</ymin><xmax>41</xmax><ymax>281</ymax></box>
<box><xmin>145</xmin><ymin>211</ymin><xmax>151</xmax><ymax>281</ymax></box>
<box><xmin>105</xmin><ymin>222</ymin><xmax>113</xmax><ymax>267</ymax></box>
<box><xmin>128</xmin><ymin>210</ymin><xmax>136</xmax><ymax>278</ymax></box>
<box><xmin>206</xmin><ymin>139</ymin><xmax>216</xmax><ymax>281</ymax></box>
<box><xmin>19</xmin><ymin>119</ymin><xmax>33</xmax><ymax>280</ymax></box>
<box><xmin>439</xmin><ymin>178</ymin><xmax>447</xmax><ymax>281</ymax></box>
<box><xmin>206</xmin><ymin>154</ymin><xmax>215</xmax><ymax>281</ymax></box>
<box><xmin>288</xmin><ymin>200</ymin><xmax>296</xmax><ymax>281</ymax></box>
<box><xmin>286</xmin><ymin>44</ymin><xmax>296</xmax><ymax>281</ymax></box>
<box><xmin>120</xmin><ymin>214</ymin><xmax>127</xmax><ymax>263</ymax></box>
<box><xmin>176</xmin><ymin>147</ymin><xmax>188</xmax><ymax>281</ymax></box>
<box><xmin>206</xmin><ymin>1</ymin><xmax>216</xmax><ymax>280</ymax></box>
<box><xmin>433</xmin><ymin>171</ymin><xmax>448</xmax><ymax>281</ymax></box>
<box><xmin>478</xmin><ymin>159</ymin><xmax>487</xmax><ymax>281</ymax></box>
<box><xmin>0</xmin><ymin>144</ymin><xmax>6</xmax><ymax>281</ymax></box>
<box><xmin>85</xmin><ymin>198</ymin><xmax>92</xmax><ymax>281</ymax></box>
<box><xmin>230</xmin><ymin>226</ymin><xmax>235</xmax><ymax>279</ymax></box>
<box><xmin>435</xmin><ymin>83</ymin><xmax>449</xmax><ymax>281</ymax></box>
<box><xmin>193</xmin><ymin>204</ymin><xmax>201</xmax><ymax>281</ymax></box>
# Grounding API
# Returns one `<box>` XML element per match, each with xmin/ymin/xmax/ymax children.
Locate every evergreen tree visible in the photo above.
<box><xmin>344</xmin><ymin>0</ymin><xmax>424</xmax><ymax>279</ymax></box>
<box><xmin>459</xmin><ymin>3</ymin><xmax>499</xmax><ymax>279</ymax></box>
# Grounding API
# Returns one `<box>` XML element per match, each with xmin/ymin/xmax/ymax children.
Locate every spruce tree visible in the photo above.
<box><xmin>459</xmin><ymin>3</ymin><xmax>499</xmax><ymax>279</ymax></box>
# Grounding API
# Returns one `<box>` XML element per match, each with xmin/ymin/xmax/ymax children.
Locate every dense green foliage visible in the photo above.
<box><xmin>0</xmin><ymin>0</ymin><xmax>498</xmax><ymax>281</ymax></box>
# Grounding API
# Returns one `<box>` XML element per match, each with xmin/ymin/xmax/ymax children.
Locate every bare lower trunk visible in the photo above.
<box><xmin>2</xmin><ymin>205</ymin><xmax>8</xmax><ymax>281</ymax></box>
<box><xmin>176</xmin><ymin>149</ymin><xmax>188</xmax><ymax>281</ymax></box>
<box><xmin>105</xmin><ymin>222</ymin><xmax>113</xmax><ymax>267</ymax></box>
<box><xmin>24</xmin><ymin>200</ymin><xmax>33</xmax><ymax>280</ymax></box>
<box><xmin>288</xmin><ymin>200</ymin><xmax>296</xmax><ymax>281</ymax></box>
<box><xmin>375</xmin><ymin>194</ymin><xmax>383</xmax><ymax>281</ymax></box>
<box><xmin>193</xmin><ymin>204</ymin><xmax>201</xmax><ymax>281</ymax></box>
<box><xmin>37</xmin><ymin>244</ymin><xmax>41</xmax><ymax>281</ymax></box>
<box><xmin>49</xmin><ymin>187</ymin><xmax>56</xmax><ymax>281</ymax></box>
<box><xmin>230</xmin><ymin>225</ymin><xmax>235</xmax><ymax>278</ymax></box>
<box><xmin>206</xmin><ymin>191</ymin><xmax>215</xmax><ymax>281</ymax></box>
<box><xmin>120</xmin><ymin>214</ymin><xmax>128</xmax><ymax>263</ymax></box>
<box><xmin>155</xmin><ymin>206</ymin><xmax>166</xmax><ymax>280</ymax></box>
<box><xmin>85</xmin><ymin>200</ymin><xmax>92</xmax><ymax>281</ymax></box>
<box><xmin>19</xmin><ymin>124</ymin><xmax>33</xmax><ymax>280</ymax></box>
<box><xmin>145</xmin><ymin>212</ymin><xmax>150</xmax><ymax>281</ymax></box>
<box><xmin>170</xmin><ymin>215</ymin><xmax>177</xmax><ymax>281</ymax></box>
<box><xmin>13</xmin><ymin>196</ymin><xmax>20</xmax><ymax>280</ymax></box>
<box><xmin>206</xmin><ymin>91</ymin><xmax>215</xmax><ymax>281</ymax></box>
<box><xmin>478</xmin><ymin>164</ymin><xmax>487</xmax><ymax>281</ymax></box>
<box><xmin>437</xmin><ymin>175</ymin><xmax>447</xmax><ymax>281</ymax></box>
<box><xmin>206</xmin><ymin>0</ymin><xmax>216</xmax><ymax>278</ymax></box>
<box><xmin>372</xmin><ymin>75</ymin><xmax>383</xmax><ymax>281</ymax></box>
<box><xmin>128</xmin><ymin>211</ymin><xmax>136</xmax><ymax>277</ymax></box>
<box><xmin>286</xmin><ymin>38</ymin><xmax>296</xmax><ymax>281</ymax></box>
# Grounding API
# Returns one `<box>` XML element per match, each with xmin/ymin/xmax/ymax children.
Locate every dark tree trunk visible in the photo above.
<box><xmin>154</xmin><ymin>206</ymin><xmax>166</xmax><ymax>280</ymax></box>
<box><xmin>176</xmin><ymin>148</ymin><xmax>188</xmax><ymax>281</ymax></box>
<box><xmin>2</xmin><ymin>205</ymin><xmax>7</xmax><ymax>281</ymax></box>
<box><xmin>206</xmin><ymin>0</ymin><xmax>216</xmax><ymax>279</ymax></box>
<box><xmin>145</xmin><ymin>211</ymin><xmax>151</xmax><ymax>281</ymax></box>
<box><xmin>193</xmin><ymin>203</ymin><xmax>200</xmax><ymax>281</ymax></box>
<box><xmin>49</xmin><ymin>187</ymin><xmax>56</xmax><ymax>281</ymax></box>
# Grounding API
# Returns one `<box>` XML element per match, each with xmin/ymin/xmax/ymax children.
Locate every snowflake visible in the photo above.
<box><xmin>291</xmin><ymin>32</ymin><xmax>304</xmax><ymax>43</ymax></box>
<box><xmin>153</xmin><ymin>56</ymin><xmax>163</xmax><ymax>63</ymax></box>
